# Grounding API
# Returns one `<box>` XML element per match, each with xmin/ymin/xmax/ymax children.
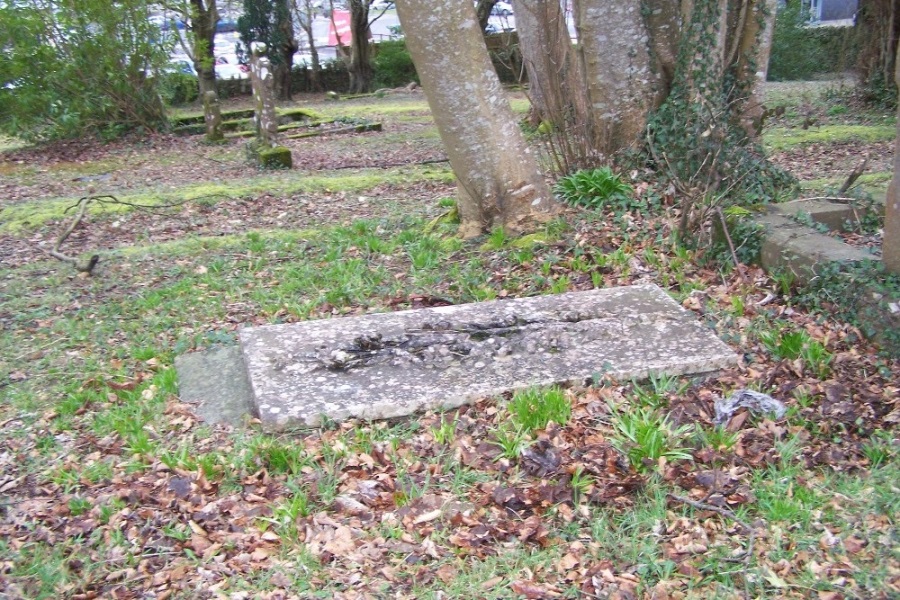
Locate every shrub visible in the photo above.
<box><xmin>159</xmin><ymin>72</ymin><xmax>200</xmax><ymax>106</ymax></box>
<box><xmin>768</xmin><ymin>0</ymin><xmax>857</xmax><ymax>81</ymax></box>
<box><xmin>554</xmin><ymin>167</ymin><xmax>635</xmax><ymax>212</ymax></box>
<box><xmin>0</xmin><ymin>0</ymin><xmax>171</xmax><ymax>141</ymax></box>
<box><xmin>373</xmin><ymin>40</ymin><xmax>418</xmax><ymax>89</ymax></box>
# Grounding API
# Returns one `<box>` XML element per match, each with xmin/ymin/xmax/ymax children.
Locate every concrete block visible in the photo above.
<box><xmin>757</xmin><ymin>211</ymin><xmax>875</xmax><ymax>283</ymax></box>
<box><xmin>175</xmin><ymin>345</ymin><xmax>253</xmax><ymax>427</ymax></box>
<box><xmin>239</xmin><ymin>285</ymin><xmax>738</xmax><ymax>431</ymax></box>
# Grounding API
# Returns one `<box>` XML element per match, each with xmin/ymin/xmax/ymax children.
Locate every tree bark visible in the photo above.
<box><xmin>295</xmin><ymin>0</ymin><xmax>322</xmax><ymax>91</ymax></box>
<box><xmin>186</xmin><ymin>0</ymin><xmax>222</xmax><ymax>141</ymax></box>
<box><xmin>348</xmin><ymin>0</ymin><xmax>373</xmax><ymax>93</ymax></box>
<box><xmin>395</xmin><ymin>0</ymin><xmax>558</xmax><ymax>237</ymax></box>
<box><xmin>884</xmin><ymin>40</ymin><xmax>900</xmax><ymax>274</ymax></box>
<box><xmin>512</xmin><ymin>0</ymin><xmax>595</xmax><ymax>171</ymax></box>
<box><xmin>476</xmin><ymin>0</ymin><xmax>499</xmax><ymax>31</ymax></box>
<box><xmin>575</xmin><ymin>0</ymin><xmax>657</xmax><ymax>156</ymax></box>
<box><xmin>275</xmin><ymin>0</ymin><xmax>298</xmax><ymax>100</ymax></box>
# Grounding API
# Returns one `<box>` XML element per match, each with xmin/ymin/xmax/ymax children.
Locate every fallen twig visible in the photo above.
<box><xmin>715</xmin><ymin>207</ymin><xmax>748</xmax><ymax>284</ymax></box>
<box><xmin>47</xmin><ymin>196</ymin><xmax>99</xmax><ymax>274</ymax></box>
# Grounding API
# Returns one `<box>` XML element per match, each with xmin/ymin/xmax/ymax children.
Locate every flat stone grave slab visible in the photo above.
<box><xmin>240</xmin><ymin>284</ymin><xmax>738</xmax><ymax>431</ymax></box>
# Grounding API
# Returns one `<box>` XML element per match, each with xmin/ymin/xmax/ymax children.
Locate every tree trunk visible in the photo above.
<box><xmin>476</xmin><ymin>0</ymin><xmax>499</xmax><ymax>31</ymax></box>
<box><xmin>275</xmin><ymin>0</ymin><xmax>298</xmax><ymax>100</ymax></box>
<box><xmin>348</xmin><ymin>0</ymin><xmax>373</xmax><ymax>93</ymax></box>
<box><xmin>395</xmin><ymin>0</ymin><xmax>558</xmax><ymax>237</ymax></box>
<box><xmin>643</xmin><ymin>0</ymin><xmax>681</xmax><ymax>106</ymax></box>
<box><xmin>188</xmin><ymin>0</ymin><xmax>222</xmax><ymax>141</ymax></box>
<box><xmin>884</xmin><ymin>41</ymin><xmax>900</xmax><ymax>274</ymax></box>
<box><xmin>512</xmin><ymin>0</ymin><xmax>595</xmax><ymax>171</ymax></box>
<box><xmin>293</xmin><ymin>0</ymin><xmax>322</xmax><ymax>91</ymax></box>
<box><xmin>575</xmin><ymin>0</ymin><xmax>657</xmax><ymax>156</ymax></box>
<box><xmin>856</xmin><ymin>0</ymin><xmax>899</xmax><ymax>102</ymax></box>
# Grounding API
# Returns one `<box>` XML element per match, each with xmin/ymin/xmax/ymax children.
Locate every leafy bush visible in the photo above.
<box><xmin>554</xmin><ymin>167</ymin><xmax>635</xmax><ymax>212</ymax></box>
<box><xmin>373</xmin><ymin>40</ymin><xmax>418</xmax><ymax>89</ymax></box>
<box><xmin>768</xmin><ymin>0</ymin><xmax>857</xmax><ymax>81</ymax></box>
<box><xmin>159</xmin><ymin>72</ymin><xmax>200</xmax><ymax>106</ymax></box>
<box><xmin>0</xmin><ymin>0</ymin><xmax>171</xmax><ymax>141</ymax></box>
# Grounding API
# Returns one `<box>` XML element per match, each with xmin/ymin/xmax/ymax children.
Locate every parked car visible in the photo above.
<box><xmin>371</xmin><ymin>0</ymin><xmax>394</xmax><ymax>9</ymax></box>
<box><xmin>214</xmin><ymin>55</ymin><xmax>249</xmax><ymax>80</ymax></box>
<box><xmin>491</xmin><ymin>1</ymin><xmax>513</xmax><ymax>16</ymax></box>
<box><xmin>216</xmin><ymin>19</ymin><xmax>238</xmax><ymax>33</ymax></box>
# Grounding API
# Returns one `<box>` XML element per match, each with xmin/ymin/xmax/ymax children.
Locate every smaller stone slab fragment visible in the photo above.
<box><xmin>240</xmin><ymin>285</ymin><xmax>737</xmax><ymax>431</ymax></box>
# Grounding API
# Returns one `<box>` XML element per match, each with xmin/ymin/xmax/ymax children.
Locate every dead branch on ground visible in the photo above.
<box><xmin>44</xmin><ymin>193</ymin><xmax>227</xmax><ymax>275</ymax></box>
<box><xmin>838</xmin><ymin>158</ymin><xmax>868</xmax><ymax>194</ymax></box>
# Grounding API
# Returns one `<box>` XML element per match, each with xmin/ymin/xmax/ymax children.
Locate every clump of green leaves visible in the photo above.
<box><xmin>508</xmin><ymin>386</ymin><xmax>571</xmax><ymax>432</ymax></box>
<box><xmin>1</xmin><ymin>0</ymin><xmax>171</xmax><ymax>141</ymax></box>
<box><xmin>554</xmin><ymin>167</ymin><xmax>635</xmax><ymax>212</ymax></box>
<box><xmin>759</xmin><ymin>328</ymin><xmax>834</xmax><ymax>379</ymax></box>
<box><xmin>608</xmin><ymin>405</ymin><xmax>693</xmax><ymax>472</ymax></box>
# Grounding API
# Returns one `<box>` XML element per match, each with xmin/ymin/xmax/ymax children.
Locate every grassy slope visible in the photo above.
<box><xmin>0</xmin><ymin>86</ymin><xmax>897</xmax><ymax>600</ymax></box>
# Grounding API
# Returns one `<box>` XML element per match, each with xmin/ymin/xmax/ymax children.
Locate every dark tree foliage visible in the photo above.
<box><xmin>0</xmin><ymin>0</ymin><xmax>170</xmax><ymax>141</ymax></box>
<box><xmin>238</xmin><ymin>0</ymin><xmax>299</xmax><ymax>99</ymax></box>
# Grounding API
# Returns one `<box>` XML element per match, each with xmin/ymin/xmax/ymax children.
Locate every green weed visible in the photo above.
<box><xmin>508</xmin><ymin>386</ymin><xmax>571</xmax><ymax>432</ymax></box>
<box><xmin>492</xmin><ymin>422</ymin><xmax>532</xmax><ymax>460</ymax></box>
<box><xmin>555</xmin><ymin>167</ymin><xmax>635</xmax><ymax>212</ymax></box>
<box><xmin>608</xmin><ymin>405</ymin><xmax>693</xmax><ymax>472</ymax></box>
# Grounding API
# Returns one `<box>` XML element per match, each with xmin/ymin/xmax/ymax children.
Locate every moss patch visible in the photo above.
<box><xmin>0</xmin><ymin>166</ymin><xmax>454</xmax><ymax>234</ymax></box>
<box><xmin>801</xmin><ymin>171</ymin><xmax>893</xmax><ymax>196</ymax></box>
<box><xmin>258</xmin><ymin>146</ymin><xmax>293</xmax><ymax>169</ymax></box>
<box><xmin>0</xmin><ymin>135</ymin><xmax>28</xmax><ymax>153</ymax></box>
<box><xmin>764</xmin><ymin>125</ymin><xmax>897</xmax><ymax>152</ymax></box>
<box><xmin>509</xmin><ymin>98</ymin><xmax>531</xmax><ymax>115</ymax></box>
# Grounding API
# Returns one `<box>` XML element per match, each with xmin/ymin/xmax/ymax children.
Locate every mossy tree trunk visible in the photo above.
<box><xmin>884</xmin><ymin>41</ymin><xmax>900</xmax><ymax>274</ymax></box>
<box><xmin>395</xmin><ymin>0</ymin><xmax>558</xmax><ymax>237</ymax></box>
<box><xmin>274</xmin><ymin>0</ymin><xmax>298</xmax><ymax>100</ymax></box>
<box><xmin>643</xmin><ymin>0</ymin><xmax>793</xmax><ymax>210</ymax></box>
<box><xmin>164</xmin><ymin>0</ymin><xmax>221</xmax><ymax>139</ymax></box>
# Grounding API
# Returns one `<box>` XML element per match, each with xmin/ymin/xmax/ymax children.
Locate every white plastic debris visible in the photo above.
<box><xmin>714</xmin><ymin>389</ymin><xmax>786</xmax><ymax>425</ymax></box>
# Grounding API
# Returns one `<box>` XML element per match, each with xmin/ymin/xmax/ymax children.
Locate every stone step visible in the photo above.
<box><xmin>237</xmin><ymin>284</ymin><xmax>737</xmax><ymax>431</ymax></box>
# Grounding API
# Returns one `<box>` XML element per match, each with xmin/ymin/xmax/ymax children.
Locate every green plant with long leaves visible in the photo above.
<box><xmin>554</xmin><ymin>167</ymin><xmax>635</xmax><ymax>212</ymax></box>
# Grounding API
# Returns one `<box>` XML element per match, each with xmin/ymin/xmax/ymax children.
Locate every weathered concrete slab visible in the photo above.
<box><xmin>240</xmin><ymin>285</ymin><xmax>738</xmax><ymax>431</ymax></box>
<box><xmin>175</xmin><ymin>345</ymin><xmax>253</xmax><ymax>427</ymax></box>
<box><xmin>757</xmin><ymin>211</ymin><xmax>876</xmax><ymax>283</ymax></box>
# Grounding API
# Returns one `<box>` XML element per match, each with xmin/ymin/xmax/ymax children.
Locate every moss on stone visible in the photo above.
<box><xmin>258</xmin><ymin>146</ymin><xmax>293</xmax><ymax>170</ymax></box>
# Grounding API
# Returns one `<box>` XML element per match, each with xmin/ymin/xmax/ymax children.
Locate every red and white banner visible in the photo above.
<box><xmin>327</xmin><ymin>10</ymin><xmax>351</xmax><ymax>46</ymax></box>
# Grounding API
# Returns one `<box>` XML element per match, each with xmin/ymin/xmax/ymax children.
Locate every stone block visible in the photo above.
<box><xmin>175</xmin><ymin>345</ymin><xmax>253</xmax><ymax>427</ymax></box>
<box><xmin>757</xmin><ymin>211</ymin><xmax>875</xmax><ymax>283</ymax></box>
<box><xmin>258</xmin><ymin>145</ymin><xmax>292</xmax><ymax>169</ymax></box>
<box><xmin>239</xmin><ymin>285</ymin><xmax>738</xmax><ymax>431</ymax></box>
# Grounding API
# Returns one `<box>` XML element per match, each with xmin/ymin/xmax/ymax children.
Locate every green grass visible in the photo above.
<box><xmin>764</xmin><ymin>124</ymin><xmax>897</xmax><ymax>152</ymax></box>
<box><xmin>2</xmin><ymin>84</ymin><xmax>898</xmax><ymax>600</ymax></box>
